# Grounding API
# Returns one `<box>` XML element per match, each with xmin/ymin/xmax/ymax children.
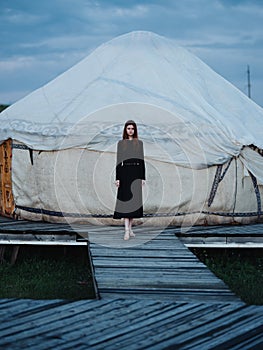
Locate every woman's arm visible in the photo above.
<box><xmin>116</xmin><ymin>141</ymin><xmax>122</xmax><ymax>182</ymax></box>
<box><xmin>139</xmin><ymin>141</ymin><xmax>146</xmax><ymax>180</ymax></box>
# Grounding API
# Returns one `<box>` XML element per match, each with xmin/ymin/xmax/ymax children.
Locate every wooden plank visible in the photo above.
<box><xmin>1</xmin><ymin>217</ymin><xmax>263</xmax><ymax>247</ymax></box>
<box><xmin>0</xmin><ymin>299</ymin><xmax>137</xmax><ymax>346</ymax></box>
<box><xmin>0</xmin><ymin>234</ymin><xmax>87</xmax><ymax>246</ymax></box>
<box><xmin>0</xmin><ymin>299</ymin><xmax>68</xmax><ymax>321</ymax></box>
<box><xmin>161</xmin><ymin>307</ymin><xmax>263</xmax><ymax>350</ymax></box>
<box><xmin>3</xmin><ymin>302</ymin><xmax>201</xmax><ymax>348</ymax></box>
<box><xmin>0</xmin><ymin>218</ymin><xmax>262</xmax><ymax>348</ymax></box>
<box><xmin>89</xmin><ymin>232</ymin><xmax>239</xmax><ymax>302</ymax></box>
<box><xmin>0</xmin><ymin>298</ymin><xmax>262</xmax><ymax>349</ymax></box>
<box><xmin>0</xmin><ymin>240</ymin><xmax>87</xmax><ymax>246</ymax></box>
<box><xmin>176</xmin><ymin>223</ymin><xmax>263</xmax><ymax>247</ymax></box>
<box><xmin>178</xmin><ymin>223</ymin><xmax>263</xmax><ymax>235</ymax></box>
<box><xmin>85</xmin><ymin>303</ymin><xmax>206</xmax><ymax>348</ymax></box>
<box><xmin>0</xmin><ymin>300</ymin><xmax>93</xmax><ymax>339</ymax></box>
<box><xmin>92</xmin><ymin>259</ymin><xmax>204</xmax><ymax>268</ymax></box>
<box><xmin>95</xmin><ymin>277</ymin><xmax>231</xmax><ymax>288</ymax></box>
<box><xmin>0</xmin><ymin>225</ymin><xmax>75</xmax><ymax>234</ymax></box>
<box><xmin>0</xmin><ymin>233</ymin><xmax>76</xmax><ymax>241</ymax></box>
<box><xmin>50</xmin><ymin>302</ymin><xmax>262</xmax><ymax>349</ymax></box>
<box><xmin>122</xmin><ymin>305</ymin><xmax>263</xmax><ymax>350</ymax></box>
<box><xmin>181</xmin><ymin>238</ymin><xmax>263</xmax><ymax>248</ymax></box>
<box><xmin>86</xmin><ymin>303</ymin><xmax>226</xmax><ymax>349</ymax></box>
<box><xmin>90</xmin><ymin>249</ymin><xmax>197</xmax><ymax>258</ymax></box>
<box><xmin>185</xmin><ymin>243</ymin><xmax>263</xmax><ymax>248</ymax></box>
<box><xmin>0</xmin><ymin>219</ymin><xmax>29</xmax><ymax>226</ymax></box>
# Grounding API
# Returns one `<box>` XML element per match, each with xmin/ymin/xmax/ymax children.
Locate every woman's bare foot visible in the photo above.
<box><xmin>124</xmin><ymin>229</ymin><xmax>130</xmax><ymax>240</ymax></box>
<box><xmin>129</xmin><ymin>229</ymin><xmax>136</xmax><ymax>238</ymax></box>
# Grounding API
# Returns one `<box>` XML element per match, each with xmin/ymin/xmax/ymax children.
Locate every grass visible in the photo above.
<box><xmin>1</xmin><ymin>245</ymin><xmax>262</xmax><ymax>304</ymax></box>
<box><xmin>191</xmin><ymin>248</ymin><xmax>263</xmax><ymax>305</ymax></box>
<box><xmin>0</xmin><ymin>246</ymin><xmax>96</xmax><ymax>300</ymax></box>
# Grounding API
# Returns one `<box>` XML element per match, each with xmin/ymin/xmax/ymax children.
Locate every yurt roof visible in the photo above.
<box><xmin>1</xmin><ymin>31</ymin><xmax>263</xmax><ymax>168</ymax></box>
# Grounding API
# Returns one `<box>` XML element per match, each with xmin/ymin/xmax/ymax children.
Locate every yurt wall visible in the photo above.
<box><xmin>11</xmin><ymin>142</ymin><xmax>263</xmax><ymax>226</ymax></box>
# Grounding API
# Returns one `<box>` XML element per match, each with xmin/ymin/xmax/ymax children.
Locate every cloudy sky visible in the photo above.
<box><xmin>1</xmin><ymin>0</ymin><xmax>263</xmax><ymax>107</ymax></box>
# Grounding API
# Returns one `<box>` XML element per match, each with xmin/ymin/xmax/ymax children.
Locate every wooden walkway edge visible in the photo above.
<box><xmin>177</xmin><ymin>223</ymin><xmax>263</xmax><ymax>248</ymax></box>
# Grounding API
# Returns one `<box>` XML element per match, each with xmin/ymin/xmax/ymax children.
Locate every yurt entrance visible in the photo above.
<box><xmin>0</xmin><ymin>139</ymin><xmax>14</xmax><ymax>217</ymax></box>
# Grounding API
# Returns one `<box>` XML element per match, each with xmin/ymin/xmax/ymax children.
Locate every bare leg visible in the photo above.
<box><xmin>129</xmin><ymin>218</ymin><xmax>133</xmax><ymax>230</ymax></box>
<box><xmin>129</xmin><ymin>218</ymin><xmax>135</xmax><ymax>237</ymax></box>
<box><xmin>124</xmin><ymin>218</ymin><xmax>130</xmax><ymax>240</ymax></box>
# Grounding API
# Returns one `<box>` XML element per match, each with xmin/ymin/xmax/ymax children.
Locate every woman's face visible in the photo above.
<box><xmin>126</xmin><ymin>124</ymin><xmax>135</xmax><ymax>137</ymax></box>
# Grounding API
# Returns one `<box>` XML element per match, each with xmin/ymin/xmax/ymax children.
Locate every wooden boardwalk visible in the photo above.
<box><xmin>87</xmin><ymin>226</ymin><xmax>239</xmax><ymax>302</ymax></box>
<box><xmin>177</xmin><ymin>223</ymin><xmax>263</xmax><ymax>248</ymax></box>
<box><xmin>1</xmin><ymin>216</ymin><xmax>263</xmax><ymax>247</ymax></box>
<box><xmin>0</xmin><ymin>298</ymin><xmax>262</xmax><ymax>349</ymax></box>
<box><xmin>1</xmin><ymin>217</ymin><xmax>263</xmax><ymax>348</ymax></box>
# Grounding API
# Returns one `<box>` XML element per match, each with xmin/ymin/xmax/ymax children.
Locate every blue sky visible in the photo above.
<box><xmin>1</xmin><ymin>0</ymin><xmax>263</xmax><ymax>107</ymax></box>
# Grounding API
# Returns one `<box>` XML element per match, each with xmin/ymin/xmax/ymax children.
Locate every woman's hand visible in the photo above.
<box><xmin>115</xmin><ymin>180</ymin><xmax>120</xmax><ymax>187</ymax></box>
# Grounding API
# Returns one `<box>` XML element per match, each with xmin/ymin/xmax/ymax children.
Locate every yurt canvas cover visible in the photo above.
<box><xmin>1</xmin><ymin>31</ymin><xmax>263</xmax><ymax>226</ymax></box>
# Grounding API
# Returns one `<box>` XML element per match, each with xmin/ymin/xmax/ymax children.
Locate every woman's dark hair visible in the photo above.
<box><xmin>122</xmin><ymin>120</ymin><xmax>138</xmax><ymax>139</ymax></box>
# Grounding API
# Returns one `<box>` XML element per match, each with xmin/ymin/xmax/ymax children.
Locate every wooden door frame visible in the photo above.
<box><xmin>0</xmin><ymin>139</ymin><xmax>15</xmax><ymax>217</ymax></box>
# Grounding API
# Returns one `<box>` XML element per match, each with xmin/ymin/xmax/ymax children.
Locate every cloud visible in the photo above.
<box><xmin>0</xmin><ymin>0</ymin><xmax>262</xmax><ymax>106</ymax></box>
<box><xmin>113</xmin><ymin>5</ymin><xmax>148</xmax><ymax>18</ymax></box>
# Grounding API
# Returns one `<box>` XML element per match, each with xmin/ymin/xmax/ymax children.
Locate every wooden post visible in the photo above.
<box><xmin>0</xmin><ymin>139</ymin><xmax>15</xmax><ymax>217</ymax></box>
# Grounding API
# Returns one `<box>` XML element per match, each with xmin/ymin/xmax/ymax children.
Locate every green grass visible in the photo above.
<box><xmin>191</xmin><ymin>248</ymin><xmax>263</xmax><ymax>305</ymax></box>
<box><xmin>1</xmin><ymin>245</ymin><xmax>262</xmax><ymax>304</ymax></box>
<box><xmin>0</xmin><ymin>246</ymin><xmax>96</xmax><ymax>300</ymax></box>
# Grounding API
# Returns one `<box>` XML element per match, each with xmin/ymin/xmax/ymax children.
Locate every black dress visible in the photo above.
<box><xmin>113</xmin><ymin>139</ymin><xmax>146</xmax><ymax>219</ymax></box>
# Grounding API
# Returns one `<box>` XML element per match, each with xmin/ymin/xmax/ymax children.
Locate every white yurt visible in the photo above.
<box><xmin>0</xmin><ymin>31</ymin><xmax>263</xmax><ymax>227</ymax></box>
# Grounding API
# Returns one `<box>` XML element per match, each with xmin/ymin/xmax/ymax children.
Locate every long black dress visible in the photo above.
<box><xmin>113</xmin><ymin>139</ymin><xmax>145</xmax><ymax>219</ymax></box>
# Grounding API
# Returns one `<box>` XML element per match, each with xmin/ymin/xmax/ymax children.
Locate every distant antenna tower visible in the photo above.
<box><xmin>247</xmin><ymin>65</ymin><xmax>251</xmax><ymax>98</ymax></box>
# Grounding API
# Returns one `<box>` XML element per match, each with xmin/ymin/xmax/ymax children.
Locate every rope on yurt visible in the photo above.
<box><xmin>232</xmin><ymin>157</ymin><xmax>238</xmax><ymax>217</ymax></box>
<box><xmin>12</xmin><ymin>143</ymin><xmax>30</xmax><ymax>150</ymax></box>
<box><xmin>248</xmin><ymin>170</ymin><xmax>261</xmax><ymax>219</ymax></box>
<box><xmin>29</xmin><ymin>149</ymin><xmax>34</xmax><ymax>165</ymax></box>
<box><xmin>15</xmin><ymin>205</ymin><xmax>263</xmax><ymax>218</ymax></box>
<box><xmin>208</xmin><ymin>158</ymin><xmax>232</xmax><ymax>207</ymax></box>
<box><xmin>207</xmin><ymin>164</ymin><xmax>222</xmax><ymax>207</ymax></box>
<box><xmin>248</xmin><ymin>144</ymin><xmax>263</xmax><ymax>156</ymax></box>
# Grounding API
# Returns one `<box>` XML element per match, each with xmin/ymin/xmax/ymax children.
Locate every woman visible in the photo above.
<box><xmin>113</xmin><ymin>120</ymin><xmax>146</xmax><ymax>240</ymax></box>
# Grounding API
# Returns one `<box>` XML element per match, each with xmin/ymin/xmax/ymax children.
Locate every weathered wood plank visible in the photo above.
<box><xmin>117</xmin><ymin>305</ymin><xmax>262</xmax><ymax>350</ymax></box>
<box><xmin>1</xmin><ymin>216</ymin><xmax>263</xmax><ymax>247</ymax></box>
<box><xmin>89</xmin><ymin>231</ymin><xmax>239</xmax><ymax>302</ymax></box>
<box><xmin>96</xmin><ymin>281</ymin><xmax>232</xmax><ymax>292</ymax></box>
<box><xmin>92</xmin><ymin>259</ymin><xmax>205</xmax><ymax>268</ymax></box>
<box><xmin>0</xmin><ymin>233</ymin><xmax>87</xmax><ymax>246</ymax></box>
<box><xmin>177</xmin><ymin>223</ymin><xmax>263</xmax><ymax>247</ymax></box>
<box><xmin>0</xmin><ymin>218</ymin><xmax>262</xmax><ymax>348</ymax></box>
<box><xmin>0</xmin><ymin>298</ymin><xmax>262</xmax><ymax>349</ymax></box>
<box><xmin>90</xmin><ymin>250</ymin><xmax>197</xmax><ymax>258</ymax></box>
<box><xmin>0</xmin><ymin>300</ymin><xmax>94</xmax><ymax>339</ymax></box>
<box><xmin>0</xmin><ymin>299</ymin><xmax>68</xmax><ymax>321</ymax></box>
